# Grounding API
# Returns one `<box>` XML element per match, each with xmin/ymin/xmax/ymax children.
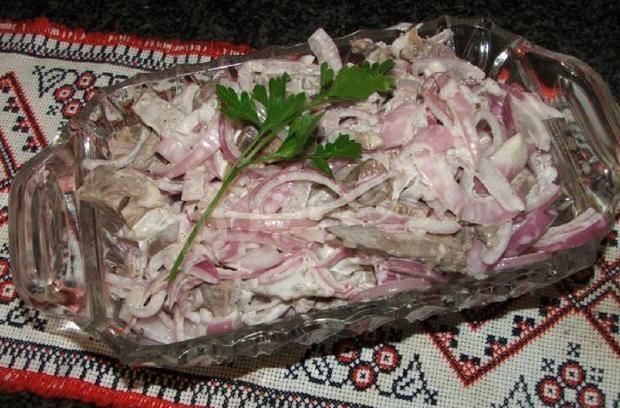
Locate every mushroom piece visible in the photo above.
<box><xmin>328</xmin><ymin>225</ymin><xmax>469</xmax><ymax>272</ymax></box>
<box><xmin>342</xmin><ymin>159</ymin><xmax>391</xmax><ymax>206</ymax></box>
<box><xmin>78</xmin><ymin>167</ymin><xmax>167</xmax><ymax>227</ymax></box>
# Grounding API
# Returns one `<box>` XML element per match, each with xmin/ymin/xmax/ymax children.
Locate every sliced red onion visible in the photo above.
<box><xmin>423</xmin><ymin>91</ymin><xmax>452</xmax><ymax>126</ymax></box>
<box><xmin>243</xmin><ymin>165</ymin><xmax>281</xmax><ymax>180</ymax></box>
<box><xmin>406</xmin><ymin>217</ymin><xmax>461</xmax><ymax>234</ymax></box>
<box><xmin>132</xmin><ymin>89</ymin><xmax>185</xmax><ymax>135</ymax></box>
<box><xmin>412</xmin><ymin>124</ymin><xmax>455</xmax><ymax>153</ymax></box>
<box><xmin>211</xmin><ymin>150</ymin><xmax>230</xmax><ymax>179</ymax></box>
<box><xmin>217</xmin><ymin>241</ymin><xmax>240</xmax><ymax>262</ymax></box>
<box><xmin>501</xmin><ymin>93</ymin><xmax>516</xmax><ymax>137</ymax></box>
<box><xmin>411</xmin><ymin>58</ymin><xmax>485</xmax><ymax>82</ymax></box>
<box><xmin>181</xmin><ymin>165</ymin><xmax>205</xmax><ymax>201</ymax></box>
<box><xmin>533</xmin><ymin>208</ymin><xmax>608</xmax><ymax>252</ymax></box>
<box><xmin>217</xmin><ymin>267</ymin><xmax>271</xmax><ymax>281</ymax></box>
<box><xmin>166</xmin><ymin>274</ymin><xmax>200</xmax><ymax>309</ymax></box>
<box><xmin>316</xmin><ymin>248</ymin><xmax>352</xmax><ymax>268</ymax></box>
<box><xmin>489</xmin><ymin>96</ymin><xmax>504</xmax><ymax>120</ymax></box>
<box><xmin>308</xmin><ymin>28</ymin><xmax>342</xmax><ymax>71</ymax></box>
<box><xmin>508</xmin><ymin>90</ymin><xmax>563</xmax><ymax>120</ymax></box>
<box><xmin>206</xmin><ymin>317</ymin><xmax>234</xmax><ymax>335</ymax></box>
<box><xmin>380</xmin><ymin>102</ymin><xmax>424</xmax><ymax>148</ymax></box>
<box><xmin>173</xmin><ymin>307</ymin><xmax>185</xmax><ymax>342</ymax></box>
<box><xmin>350</xmin><ymin>278</ymin><xmax>430</xmax><ymax>302</ymax></box>
<box><xmin>525</xmin><ymin>181</ymin><xmax>560</xmax><ymax>212</ymax></box>
<box><xmin>510</xmin><ymin>95</ymin><xmax>553</xmax><ymax>152</ymax></box>
<box><xmin>477</xmin><ymin>158</ymin><xmax>524</xmax><ymax>212</ymax></box>
<box><xmin>313</xmin><ymin>267</ymin><xmax>352</xmax><ymax>295</ymax></box>
<box><xmin>217</xmin><ymin>217</ymin><xmax>318</xmax><ymax>232</ymax></box>
<box><xmin>155</xmin><ymin>178</ymin><xmax>184</xmax><ymax>193</ymax></box>
<box><xmin>383</xmin><ymin>258</ymin><xmax>428</xmax><ymax>276</ymax></box>
<box><xmin>376</xmin><ymin>269</ymin><xmax>411</xmax><ymax>285</ymax></box>
<box><xmin>447</xmin><ymin>91</ymin><xmax>481</xmax><ymax>166</ymax></box>
<box><xmin>216</xmin><ymin>172</ymin><xmax>390</xmax><ymax>221</ymax></box>
<box><xmin>261</xmin><ymin>182</ymin><xmax>293</xmax><ymax>213</ymax></box>
<box><xmin>462</xmin><ymin>195</ymin><xmax>517</xmax><ymax>226</ymax></box>
<box><xmin>238</xmin><ymin>246</ymin><xmax>284</xmax><ymax>271</ymax></box>
<box><xmin>257</xmin><ymin>256</ymin><xmax>307</xmax><ymax>284</ymax></box>
<box><xmin>219</xmin><ymin>230</ymin><xmax>279</xmax><ymax>247</ymax></box>
<box><xmin>187</xmin><ymin>259</ymin><xmax>220</xmax><ymax>284</ymax></box>
<box><xmin>126</xmin><ymin>289</ymin><xmax>166</xmax><ymax>319</ymax></box>
<box><xmin>154</xmin><ymin>115</ymin><xmax>221</xmax><ymax>179</ymax></box>
<box><xmin>505</xmin><ymin>208</ymin><xmax>556</xmax><ymax>256</ymax></box>
<box><xmin>530</xmin><ymin>96</ymin><xmax>563</xmax><ymax>119</ymax></box>
<box><xmin>217</xmin><ymin>254</ymin><xmax>300</xmax><ymax>281</ymax></box>
<box><xmin>474</xmin><ymin>110</ymin><xmax>505</xmax><ymax>151</ymax></box>
<box><xmin>218</xmin><ymin>116</ymin><xmax>241</xmax><ymax>163</ymax></box>
<box><xmin>105</xmin><ymin>273</ymin><xmax>145</xmax><ymax>290</ymax></box>
<box><xmin>281</xmin><ymin>181</ymin><xmax>312</xmax><ymax>212</ymax></box>
<box><xmin>490</xmin><ymin>134</ymin><xmax>528</xmax><ymax>180</ymax></box>
<box><xmin>276</xmin><ymin>234</ymin><xmax>313</xmax><ymax>253</ymax></box>
<box><xmin>234</xmin><ymin>163</ymin><xmax>300</xmax><ymax>212</ymax></box>
<box><xmin>466</xmin><ymin>239</ymin><xmax>488</xmax><ymax>275</ymax></box>
<box><xmin>415</xmin><ymin>153</ymin><xmax>465</xmax><ymax>214</ymax></box>
<box><xmin>481</xmin><ymin>221</ymin><xmax>513</xmax><ymax>265</ymax></box>
<box><xmin>156</xmin><ymin>138</ymin><xmax>191</xmax><ymax>163</ymax></box>
<box><xmin>253</xmin><ymin>169</ymin><xmax>347</xmax><ymax>211</ymax></box>
<box><xmin>136</xmin><ymin>316</ymin><xmax>174</xmax><ymax>344</ymax></box>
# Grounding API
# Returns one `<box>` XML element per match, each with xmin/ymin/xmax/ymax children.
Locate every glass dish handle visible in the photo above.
<box><xmin>9</xmin><ymin>138</ymin><xmax>87</xmax><ymax>319</ymax></box>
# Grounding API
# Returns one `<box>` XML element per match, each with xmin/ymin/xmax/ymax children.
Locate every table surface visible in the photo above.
<box><xmin>0</xmin><ymin>1</ymin><xmax>618</xmax><ymax>406</ymax></box>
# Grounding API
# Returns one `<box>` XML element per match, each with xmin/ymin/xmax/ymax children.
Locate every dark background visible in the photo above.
<box><xmin>1</xmin><ymin>0</ymin><xmax>619</xmax><ymax>97</ymax></box>
<box><xmin>0</xmin><ymin>0</ymin><xmax>618</xmax><ymax>406</ymax></box>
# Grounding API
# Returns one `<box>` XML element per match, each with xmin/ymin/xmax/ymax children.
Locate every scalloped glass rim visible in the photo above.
<box><xmin>9</xmin><ymin>15</ymin><xmax>620</xmax><ymax>368</ymax></box>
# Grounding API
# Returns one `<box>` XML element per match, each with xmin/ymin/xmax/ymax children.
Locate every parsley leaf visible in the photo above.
<box><xmin>262</xmin><ymin>92</ymin><xmax>306</xmax><ymax>133</ymax></box>
<box><xmin>362</xmin><ymin>60</ymin><xmax>395</xmax><ymax>76</ymax></box>
<box><xmin>269</xmin><ymin>72</ymin><xmax>289</xmax><ymax>100</ymax></box>
<box><xmin>216</xmin><ymin>85</ymin><xmax>261</xmax><ymax>127</ymax></box>
<box><xmin>320</xmin><ymin>62</ymin><xmax>335</xmax><ymax>90</ymax></box>
<box><xmin>270</xmin><ymin>113</ymin><xmax>322</xmax><ymax>160</ymax></box>
<box><xmin>250</xmin><ymin>74</ymin><xmax>306</xmax><ymax>134</ymax></box>
<box><xmin>251</xmin><ymin>84</ymin><xmax>269</xmax><ymax>106</ymax></box>
<box><xmin>251</xmin><ymin>73</ymin><xmax>290</xmax><ymax>108</ymax></box>
<box><xmin>311</xmin><ymin>157</ymin><xmax>333</xmax><ymax>177</ymax></box>
<box><xmin>326</xmin><ymin>60</ymin><xmax>395</xmax><ymax>101</ymax></box>
<box><xmin>309</xmin><ymin>134</ymin><xmax>363</xmax><ymax>177</ymax></box>
<box><xmin>311</xmin><ymin>133</ymin><xmax>363</xmax><ymax>160</ymax></box>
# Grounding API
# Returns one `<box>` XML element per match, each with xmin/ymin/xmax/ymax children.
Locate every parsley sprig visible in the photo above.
<box><xmin>168</xmin><ymin>60</ymin><xmax>395</xmax><ymax>283</ymax></box>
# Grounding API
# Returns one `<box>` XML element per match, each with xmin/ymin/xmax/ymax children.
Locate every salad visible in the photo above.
<box><xmin>79</xmin><ymin>26</ymin><xmax>608</xmax><ymax>344</ymax></box>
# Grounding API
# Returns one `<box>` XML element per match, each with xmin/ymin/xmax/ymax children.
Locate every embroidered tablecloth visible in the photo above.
<box><xmin>0</xmin><ymin>18</ymin><xmax>618</xmax><ymax>408</ymax></box>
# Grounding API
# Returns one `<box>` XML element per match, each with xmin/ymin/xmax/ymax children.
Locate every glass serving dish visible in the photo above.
<box><xmin>9</xmin><ymin>16</ymin><xmax>620</xmax><ymax>368</ymax></box>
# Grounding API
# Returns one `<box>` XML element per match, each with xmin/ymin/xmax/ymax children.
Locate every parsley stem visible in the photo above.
<box><xmin>239</xmin><ymin>128</ymin><xmax>269</xmax><ymax>162</ymax></box>
<box><xmin>239</xmin><ymin>94</ymin><xmax>327</xmax><ymax>165</ymax></box>
<box><xmin>167</xmin><ymin>128</ymin><xmax>282</xmax><ymax>283</ymax></box>
<box><xmin>306</xmin><ymin>93</ymin><xmax>329</xmax><ymax>110</ymax></box>
<box><xmin>167</xmin><ymin>164</ymin><xmax>246</xmax><ymax>283</ymax></box>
